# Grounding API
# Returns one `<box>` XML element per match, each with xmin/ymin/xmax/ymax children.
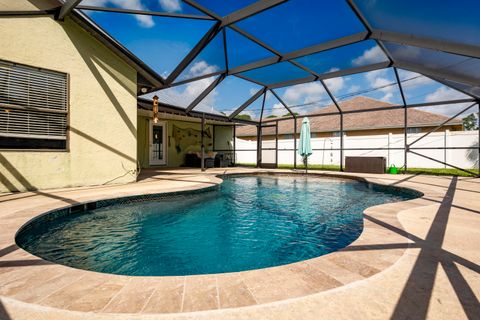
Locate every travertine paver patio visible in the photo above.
<box><xmin>0</xmin><ymin>168</ymin><xmax>479</xmax><ymax>319</ymax></box>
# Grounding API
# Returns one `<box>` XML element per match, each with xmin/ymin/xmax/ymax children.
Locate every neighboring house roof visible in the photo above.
<box><xmin>236</xmin><ymin>96</ymin><xmax>463</xmax><ymax>137</ymax></box>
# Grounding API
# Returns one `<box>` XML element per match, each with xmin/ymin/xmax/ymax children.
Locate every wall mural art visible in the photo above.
<box><xmin>172</xmin><ymin>124</ymin><xmax>212</xmax><ymax>153</ymax></box>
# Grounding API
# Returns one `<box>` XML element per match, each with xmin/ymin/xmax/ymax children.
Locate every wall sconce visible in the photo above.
<box><xmin>152</xmin><ymin>95</ymin><xmax>159</xmax><ymax>123</ymax></box>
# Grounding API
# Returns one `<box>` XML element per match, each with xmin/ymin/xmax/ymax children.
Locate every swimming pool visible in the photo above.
<box><xmin>16</xmin><ymin>175</ymin><xmax>420</xmax><ymax>276</ymax></box>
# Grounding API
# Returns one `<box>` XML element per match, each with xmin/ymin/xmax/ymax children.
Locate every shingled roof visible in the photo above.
<box><xmin>236</xmin><ymin>97</ymin><xmax>463</xmax><ymax>137</ymax></box>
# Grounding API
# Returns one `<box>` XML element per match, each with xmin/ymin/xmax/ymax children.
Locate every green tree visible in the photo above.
<box><xmin>284</xmin><ymin>112</ymin><xmax>299</xmax><ymax>117</ymax></box>
<box><xmin>266</xmin><ymin>115</ymin><xmax>277</xmax><ymax>118</ymax></box>
<box><xmin>235</xmin><ymin>114</ymin><xmax>252</xmax><ymax>121</ymax></box>
<box><xmin>463</xmin><ymin>112</ymin><xmax>479</xmax><ymax>130</ymax></box>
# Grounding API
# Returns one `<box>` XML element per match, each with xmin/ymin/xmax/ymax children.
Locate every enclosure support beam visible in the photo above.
<box><xmin>320</xmin><ymin>79</ymin><xmax>343</xmax><ymax>170</ymax></box>
<box><xmin>0</xmin><ymin>10</ymin><xmax>57</xmax><ymax>16</ymax></box>
<box><xmin>233</xmin><ymin>124</ymin><xmax>237</xmax><ymax>166</ymax></box>
<box><xmin>56</xmin><ymin>0</ymin><xmax>81</xmax><ymax>20</ymax></box>
<box><xmin>408</xmin><ymin>150</ymin><xmax>479</xmax><ymax>177</ymax></box>
<box><xmin>283</xmin><ymin>32</ymin><xmax>368</xmax><ymax>61</ymax></box>
<box><xmin>431</xmin><ymin>77</ymin><xmax>479</xmax><ymax>100</ymax></box>
<box><xmin>76</xmin><ymin>5</ymin><xmax>213</xmax><ymax>20</ymax></box>
<box><xmin>294</xmin><ymin>117</ymin><xmax>297</xmax><ymax>170</ymax></box>
<box><xmin>222</xmin><ymin>28</ymin><xmax>229</xmax><ymax>73</ymax></box>
<box><xmin>394</xmin><ymin>61</ymin><xmax>479</xmax><ymax>87</ymax></box>
<box><xmin>404</xmin><ymin>105</ymin><xmax>408</xmax><ymax>173</ymax></box>
<box><xmin>346</xmin><ymin>0</ymin><xmax>395</xmax><ymax>66</ymax></box>
<box><xmin>270</xmin><ymin>89</ymin><xmax>296</xmax><ymax>117</ymax></box>
<box><xmin>261</xmin><ymin>99</ymin><xmax>475</xmax><ymax>123</ymax></box>
<box><xmin>166</xmin><ymin>21</ymin><xmax>222</xmax><ymax>85</ymax></box>
<box><xmin>257</xmin><ymin>93</ymin><xmax>267</xmax><ymax>168</ymax></box>
<box><xmin>186</xmin><ymin>74</ymin><xmax>225</xmax><ymax>113</ymax></box>
<box><xmin>221</xmin><ymin>0</ymin><xmax>288</xmax><ymax>27</ymax></box>
<box><xmin>201</xmin><ymin>113</ymin><xmax>205</xmax><ymax>171</ymax></box>
<box><xmin>275</xmin><ymin>120</ymin><xmax>279</xmax><ymax>169</ymax></box>
<box><xmin>340</xmin><ymin>113</ymin><xmax>344</xmax><ymax>172</ymax></box>
<box><xmin>229</xmin><ymin>87</ymin><xmax>266</xmax><ymax>120</ymax></box>
<box><xmin>266</xmin><ymin>76</ymin><xmax>317</xmax><ymax>90</ymax></box>
<box><xmin>256</xmin><ymin>125</ymin><xmax>261</xmax><ymax>168</ymax></box>
<box><xmin>183</xmin><ymin>0</ymin><xmax>222</xmax><ymax>20</ymax></box>
<box><xmin>394</xmin><ymin>67</ymin><xmax>408</xmax><ymax>174</ymax></box>
<box><xmin>371</xmin><ymin>29</ymin><xmax>480</xmax><ymax>60</ymax></box>
<box><xmin>319</xmin><ymin>79</ymin><xmax>342</xmax><ymax>114</ymax></box>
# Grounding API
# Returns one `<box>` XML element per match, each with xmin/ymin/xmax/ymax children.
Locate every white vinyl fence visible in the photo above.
<box><xmin>236</xmin><ymin>130</ymin><xmax>479</xmax><ymax>169</ymax></box>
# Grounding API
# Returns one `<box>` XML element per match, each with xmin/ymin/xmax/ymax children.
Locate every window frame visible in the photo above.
<box><xmin>0</xmin><ymin>59</ymin><xmax>70</xmax><ymax>152</ymax></box>
<box><xmin>406</xmin><ymin>127</ymin><xmax>421</xmax><ymax>134</ymax></box>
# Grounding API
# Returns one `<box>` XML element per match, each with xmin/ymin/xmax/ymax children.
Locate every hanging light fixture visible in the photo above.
<box><xmin>152</xmin><ymin>95</ymin><xmax>159</xmax><ymax>123</ymax></box>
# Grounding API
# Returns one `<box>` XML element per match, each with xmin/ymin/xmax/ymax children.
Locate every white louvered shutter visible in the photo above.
<box><xmin>0</xmin><ymin>60</ymin><xmax>68</xmax><ymax>140</ymax></box>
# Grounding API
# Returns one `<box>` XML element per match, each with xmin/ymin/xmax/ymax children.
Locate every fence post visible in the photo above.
<box><xmin>233</xmin><ymin>124</ymin><xmax>236</xmax><ymax>166</ymax></box>
<box><xmin>444</xmin><ymin>130</ymin><xmax>449</xmax><ymax>168</ymax></box>
<box><xmin>293</xmin><ymin>117</ymin><xmax>297</xmax><ymax>169</ymax></box>
<box><xmin>388</xmin><ymin>133</ymin><xmax>392</xmax><ymax>167</ymax></box>
<box><xmin>256</xmin><ymin>124</ymin><xmax>261</xmax><ymax>168</ymax></box>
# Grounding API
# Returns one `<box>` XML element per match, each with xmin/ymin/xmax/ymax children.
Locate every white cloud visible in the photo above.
<box><xmin>159</xmin><ymin>0</ymin><xmax>182</xmax><ymax>12</ymax></box>
<box><xmin>425</xmin><ymin>86</ymin><xmax>467</xmax><ymax>102</ymax></box>
<box><xmin>141</xmin><ymin>61</ymin><xmax>220</xmax><ymax>113</ymax></box>
<box><xmin>372</xmin><ymin>76</ymin><xmax>394</xmax><ymax>94</ymax></box>
<box><xmin>352</xmin><ymin>46</ymin><xmax>386</xmax><ymax>66</ymax></box>
<box><xmin>419</xmin><ymin>86</ymin><xmax>471</xmax><ymax>117</ymax></box>
<box><xmin>381</xmin><ymin>92</ymin><xmax>393</xmax><ymax>102</ymax></box>
<box><xmin>271</xmin><ymin>103</ymin><xmax>287</xmax><ymax>116</ymax></box>
<box><xmin>279</xmin><ymin>82</ymin><xmax>333</xmax><ymax>115</ymax></box>
<box><xmin>262</xmin><ymin>102</ymin><xmax>287</xmax><ymax>118</ymax></box>
<box><xmin>83</xmin><ymin>0</ymin><xmax>155</xmax><ymax>27</ymax></box>
<box><xmin>282</xmin><ymin>82</ymin><xmax>326</xmax><ymax>104</ymax></box>
<box><xmin>347</xmin><ymin>85</ymin><xmax>360</xmax><ymax>94</ymax></box>
<box><xmin>324</xmin><ymin>76</ymin><xmax>345</xmax><ymax>94</ymax></box>
<box><xmin>249</xmin><ymin>88</ymin><xmax>259</xmax><ymax>96</ymax></box>
<box><xmin>186</xmin><ymin>60</ymin><xmax>219</xmax><ymax>78</ymax></box>
<box><xmin>398</xmin><ymin>70</ymin><xmax>434</xmax><ymax>90</ymax></box>
<box><xmin>363</xmin><ymin>69</ymin><xmax>398</xmax><ymax>101</ymax></box>
<box><xmin>364</xmin><ymin>69</ymin><xmax>387</xmax><ymax>83</ymax></box>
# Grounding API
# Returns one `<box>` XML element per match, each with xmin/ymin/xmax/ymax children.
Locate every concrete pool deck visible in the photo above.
<box><xmin>0</xmin><ymin>168</ymin><xmax>479</xmax><ymax>319</ymax></box>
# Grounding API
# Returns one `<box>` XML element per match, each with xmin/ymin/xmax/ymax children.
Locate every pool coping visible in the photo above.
<box><xmin>0</xmin><ymin>169</ymin><xmax>444</xmax><ymax>316</ymax></box>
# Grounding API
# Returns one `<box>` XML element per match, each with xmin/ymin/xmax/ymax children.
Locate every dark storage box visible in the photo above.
<box><xmin>345</xmin><ymin>156</ymin><xmax>386</xmax><ymax>174</ymax></box>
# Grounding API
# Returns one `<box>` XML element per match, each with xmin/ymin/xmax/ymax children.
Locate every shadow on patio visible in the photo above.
<box><xmin>0</xmin><ymin>300</ymin><xmax>10</xmax><ymax>320</ymax></box>
<box><xmin>347</xmin><ymin>176</ymin><xmax>479</xmax><ymax>319</ymax></box>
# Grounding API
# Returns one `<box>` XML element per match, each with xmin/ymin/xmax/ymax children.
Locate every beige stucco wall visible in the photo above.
<box><xmin>0</xmin><ymin>3</ymin><xmax>138</xmax><ymax>192</ymax></box>
<box><xmin>137</xmin><ymin>115</ymin><xmax>233</xmax><ymax>168</ymax></box>
<box><xmin>0</xmin><ymin>0</ymin><xmax>59</xmax><ymax>11</ymax></box>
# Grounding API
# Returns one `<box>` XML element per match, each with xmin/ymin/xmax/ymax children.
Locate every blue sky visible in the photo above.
<box><xmin>83</xmin><ymin>0</ymin><xmax>476</xmax><ymax>119</ymax></box>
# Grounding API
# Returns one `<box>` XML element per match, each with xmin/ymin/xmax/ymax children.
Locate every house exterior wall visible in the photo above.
<box><xmin>0</xmin><ymin>6</ymin><xmax>137</xmax><ymax>192</ymax></box>
<box><xmin>137</xmin><ymin>115</ymin><xmax>233</xmax><ymax>168</ymax></box>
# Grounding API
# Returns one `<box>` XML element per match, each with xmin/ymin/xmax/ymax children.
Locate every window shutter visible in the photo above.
<box><xmin>0</xmin><ymin>60</ymin><xmax>68</xmax><ymax>140</ymax></box>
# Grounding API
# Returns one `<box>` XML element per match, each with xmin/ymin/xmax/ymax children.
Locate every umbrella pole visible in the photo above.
<box><xmin>306</xmin><ymin>157</ymin><xmax>308</xmax><ymax>175</ymax></box>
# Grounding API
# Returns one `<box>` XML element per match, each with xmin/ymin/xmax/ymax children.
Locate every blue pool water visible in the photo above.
<box><xmin>16</xmin><ymin>175</ymin><xmax>420</xmax><ymax>276</ymax></box>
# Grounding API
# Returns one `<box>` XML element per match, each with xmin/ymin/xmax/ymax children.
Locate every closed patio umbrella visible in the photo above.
<box><xmin>298</xmin><ymin>117</ymin><xmax>312</xmax><ymax>173</ymax></box>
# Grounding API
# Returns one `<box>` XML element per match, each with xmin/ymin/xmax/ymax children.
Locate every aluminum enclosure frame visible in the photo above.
<box><xmin>16</xmin><ymin>0</ymin><xmax>480</xmax><ymax>176</ymax></box>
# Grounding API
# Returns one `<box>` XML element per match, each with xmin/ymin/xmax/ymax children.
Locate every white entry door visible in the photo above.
<box><xmin>149</xmin><ymin>121</ymin><xmax>167</xmax><ymax>165</ymax></box>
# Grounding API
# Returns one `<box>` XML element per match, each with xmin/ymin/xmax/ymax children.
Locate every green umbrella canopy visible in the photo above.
<box><xmin>298</xmin><ymin>117</ymin><xmax>312</xmax><ymax>157</ymax></box>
